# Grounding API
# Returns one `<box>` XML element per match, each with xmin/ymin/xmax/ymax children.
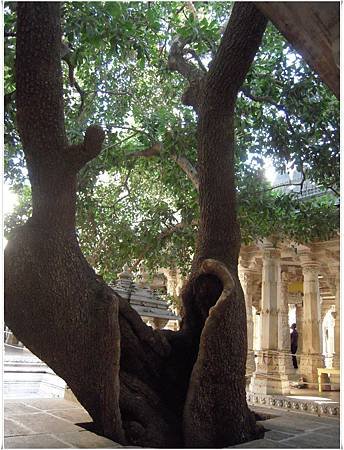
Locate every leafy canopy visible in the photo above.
<box><xmin>4</xmin><ymin>2</ymin><xmax>339</xmax><ymax>281</ymax></box>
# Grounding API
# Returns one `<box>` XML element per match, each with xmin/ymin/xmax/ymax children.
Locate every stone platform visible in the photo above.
<box><xmin>4</xmin><ymin>345</ymin><xmax>66</xmax><ymax>400</ymax></box>
<box><xmin>3</xmin><ymin>398</ymin><xmax>340</xmax><ymax>448</ymax></box>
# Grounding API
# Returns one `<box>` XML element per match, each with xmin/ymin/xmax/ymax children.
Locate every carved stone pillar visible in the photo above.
<box><xmin>321</xmin><ymin>306</ymin><xmax>333</xmax><ymax>367</ymax></box>
<box><xmin>261</xmin><ymin>245</ymin><xmax>279</xmax><ymax>350</ymax></box>
<box><xmin>252</xmin><ymin>306</ymin><xmax>261</xmax><ymax>352</ymax></box>
<box><xmin>295</xmin><ymin>304</ymin><xmax>303</xmax><ymax>354</ymax></box>
<box><xmin>160</xmin><ymin>268</ymin><xmax>183</xmax><ymax>316</ymax></box>
<box><xmin>238</xmin><ymin>266</ymin><xmax>255</xmax><ymax>378</ymax></box>
<box><xmin>278</xmin><ymin>271</ymin><xmax>294</xmax><ymax>375</ymax></box>
<box><xmin>299</xmin><ymin>254</ymin><xmax>324</xmax><ymax>384</ymax></box>
<box><xmin>249</xmin><ymin>243</ymin><xmax>290</xmax><ymax>394</ymax></box>
<box><xmin>331</xmin><ymin>273</ymin><xmax>340</xmax><ymax>387</ymax></box>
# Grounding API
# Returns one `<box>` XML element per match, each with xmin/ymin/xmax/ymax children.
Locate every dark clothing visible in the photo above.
<box><xmin>290</xmin><ymin>329</ymin><xmax>298</xmax><ymax>368</ymax></box>
<box><xmin>291</xmin><ymin>329</ymin><xmax>298</xmax><ymax>347</ymax></box>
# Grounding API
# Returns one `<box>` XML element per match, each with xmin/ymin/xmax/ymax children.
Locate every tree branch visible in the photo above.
<box><xmin>121</xmin><ymin>165</ymin><xmax>134</xmax><ymax>199</ymax></box>
<box><xmin>126</xmin><ymin>142</ymin><xmax>199</xmax><ymax>191</ymax></box>
<box><xmin>186</xmin><ymin>48</ymin><xmax>208</xmax><ymax>73</ymax></box>
<box><xmin>126</xmin><ymin>143</ymin><xmax>162</xmax><ymax>158</ymax></box>
<box><xmin>185</xmin><ymin>2</ymin><xmax>198</xmax><ymax>19</ymax></box>
<box><xmin>241</xmin><ymin>86</ymin><xmax>296</xmax><ymax>134</ymax></box>
<box><xmin>106</xmin><ymin>124</ymin><xmax>151</xmax><ymax>138</ymax></box>
<box><xmin>132</xmin><ymin>219</ymin><xmax>199</xmax><ymax>268</ymax></box>
<box><xmin>168</xmin><ymin>37</ymin><xmax>204</xmax><ymax>83</ymax></box>
<box><xmin>329</xmin><ymin>186</ymin><xmax>340</xmax><ymax>196</ymax></box>
<box><xmin>189</xmin><ymin>3</ymin><xmax>268</xmax><ymax>276</ymax></box>
<box><xmin>299</xmin><ymin>162</ymin><xmax>306</xmax><ymax>195</ymax></box>
<box><xmin>66</xmin><ymin>125</ymin><xmax>105</xmax><ymax>170</ymax></box>
<box><xmin>168</xmin><ymin>36</ymin><xmax>205</xmax><ymax>112</ymax></box>
<box><xmin>62</xmin><ymin>52</ymin><xmax>86</xmax><ymax>118</ymax></box>
<box><xmin>158</xmin><ymin>4</ymin><xmax>186</xmax><ymax>58</ymax></box>
<box><xmin>251</xmin><ymin>181</ymin><xmax>306</xmax><ymax>195</ymax></box>
<box><xmin>171</xmin><ymin>154</ymin><xmax>199</xmax><ymax>191</ymax></box>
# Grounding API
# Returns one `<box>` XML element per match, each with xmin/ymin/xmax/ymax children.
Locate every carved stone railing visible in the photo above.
<box><xmin>247</xmin><ymin>391</ymin><xmax>339</xmax><ymax>417</ymax></box>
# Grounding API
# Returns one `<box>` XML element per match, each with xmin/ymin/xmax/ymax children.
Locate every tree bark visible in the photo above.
<box><xmin>5</xmin><ymin>3</ymin><xmax>178</xmax><ymax>446</ymax></box>
<box><xmin>180</xmin><ymin>3</ymin><xmax>268</xmax><ymax>447</ymax></box>
<box><xmin>5</xmin><ymin>2</ymin><xmax>267</xmax><ymax>448</ymax></box>
<box><xmin>6</xmin><ymin>2</ymin><xmax>125</xmax><ymax>442</ymax></box>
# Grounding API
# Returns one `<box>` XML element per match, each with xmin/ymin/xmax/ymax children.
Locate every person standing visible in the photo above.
<box><xmin>290</xmin><ymin>323</ymin><xmax>298</xmax><ymax>368</ymax></box>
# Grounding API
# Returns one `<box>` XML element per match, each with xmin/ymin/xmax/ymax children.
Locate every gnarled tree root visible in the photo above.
<box><xmin>5</xmin><ymin>231</ymin><xmax>260</xmax><ymax>448</ymax></box>
<box><xmin>4</xmin><ymin>225</ymin><xmax>182</xmax><ymax>447</ymax></box>
<box><xmin>4</xmin><ymin>225</ymin><xmax>126</xmax><ymax>443</ymax></box>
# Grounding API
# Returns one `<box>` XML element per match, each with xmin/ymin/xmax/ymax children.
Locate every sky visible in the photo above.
<box><xmin>3</xmin><ymin>184</ymin><xmax>19</xmax><ymax>248</ymax></box>
<box><xmin>3</xmin><ymin>184</ymin><xmax>18</xmax><ymax>215</ymax></box>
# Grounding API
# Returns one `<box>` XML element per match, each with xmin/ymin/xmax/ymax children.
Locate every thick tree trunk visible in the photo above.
<box><xmin>6</xmin><ymin>2</ymin><xmax>126</xmax><ymax>442</ymax></box>
<box><xmin>5</xmin><ymin>3</ymin><xmax>178</xmax><ymax>447</ymax></box>
<box><xmin>5</xmin><ymin>228</ymin><xmax>124</xmax><ymax>440</ymax></box>
<box><xmin>180</xmin><ymin>3</ymin><xmax>268</xmax><ymax>447</ymax></box>
<box><xmin>5</xmin><ymin>2</ymin><xmax>267</xmax><ymax>448</ymax></box>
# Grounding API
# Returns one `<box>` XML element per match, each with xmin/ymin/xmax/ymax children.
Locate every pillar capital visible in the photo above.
<box><xmin>262</xmin><ymin>236</ymin><xmax>283</xmax><ymax>248</ymax></box>
<box><xmin>262</xmin><ymin>245</ymin><xmax>281</xmax><ymax>260</ymax></box>
<box><xmin>298</xmin><ymin>249</ymin><xmax>320</xmax><ymax>271</ymax></box>
<box><xmin>301</xmin><ymin>264</ymin><xmax>320</xmax><ymax>278</ymax></box>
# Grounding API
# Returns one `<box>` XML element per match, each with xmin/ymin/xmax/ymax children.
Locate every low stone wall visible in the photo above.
<box><xmin>247</xmin><ymin>392</ymin><xmax>340</xmax><ymax>417</ymax></box>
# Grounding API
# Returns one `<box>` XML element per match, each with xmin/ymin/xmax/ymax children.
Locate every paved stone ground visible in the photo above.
<box><xmin>4</xmin><ymin>398</ymin><xmax>340</xmax><ymax>448</ymax></box>
<box><xmin>233</xmin><ymin>405</ymin><xmax>340</xmax><ymax>449</ymax></box>
<box><xmin>4</xmin><ymin>398</ymin><xmax>121</xmax><ymax>448</ymax></box>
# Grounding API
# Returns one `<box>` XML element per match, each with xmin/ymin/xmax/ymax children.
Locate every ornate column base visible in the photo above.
<box><xmin>278</xmin><ymin>350</ymin><xmax>296</xmax><ymax>377</ymax></box>
<box><xmin>299</xmin><ymin>353</ymin><xmax>325</xmax><ymax>387</ymax></box>
<box><xmin>249</xmin><ymin>351</ymin><xmax>290</xmax><ymax>395</ymax></box>
<box><xmin>332</xmin><ymin>353</ymin><xmax>340</xmax><ymax>370</ymax></box>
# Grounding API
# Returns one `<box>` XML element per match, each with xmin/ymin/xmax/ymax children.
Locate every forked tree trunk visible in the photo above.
<box><xmin>5</xmin><ymin>2</ymin><xmax>267</xmax><ymax>448</ymax></box>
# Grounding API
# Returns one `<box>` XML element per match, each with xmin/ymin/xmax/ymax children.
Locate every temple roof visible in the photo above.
<box><xmin>110</xmin><ymin>265</ymin><xmax>180</xmax><ymax>322</ymax></box>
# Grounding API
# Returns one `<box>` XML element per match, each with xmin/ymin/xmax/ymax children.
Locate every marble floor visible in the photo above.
<box><xmin>234</xmin><ymin>405</ymin><xmax>340</xmax><ymax>448</ymax></box>
<box><xmin>3</xmin><ymin>344</ymin><xmax>340</xmax><ymax>448</ymax></box>
<box><xmin>3</xmin><ymin>398</ymin><xmax>340</xmax><ymax>449</ymax></box>
<box><xmin>4</xmin><ymin>398</ymin><xmax>121</xmax><ymax>448</ymax></box>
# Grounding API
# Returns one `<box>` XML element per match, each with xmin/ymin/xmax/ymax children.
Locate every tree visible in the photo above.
<box><xmin>4</xmin><ymin>2</ymin><xmax>271</xmax><ymax>447</ymax></box>
<box><xmin>4</xmin><ymin>2</ymin><xmax>339</xmax><ymax>447</ymax></box>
